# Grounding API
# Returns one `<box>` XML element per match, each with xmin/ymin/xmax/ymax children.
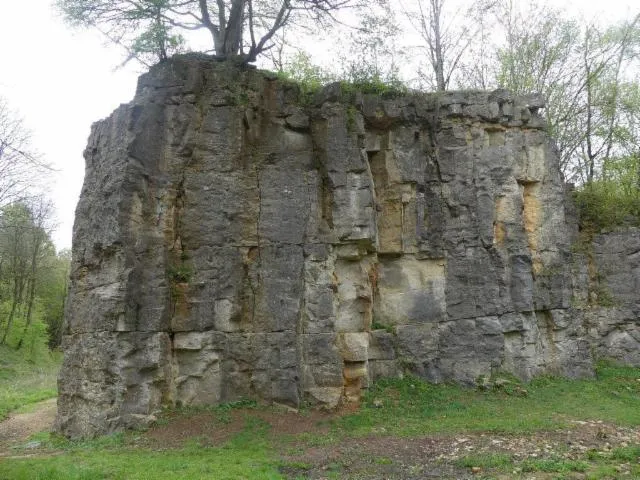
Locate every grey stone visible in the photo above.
<box><xmin>58</xmin><ymin>55</ymin><xmax>635</xmax><ymax>438</ymax></box>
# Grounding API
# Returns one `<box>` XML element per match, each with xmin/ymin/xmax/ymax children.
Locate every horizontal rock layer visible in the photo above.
<box><xmin>56</xmin><ymin>55</ymin><xmax>639</xmax><ymax>438</ymax></box>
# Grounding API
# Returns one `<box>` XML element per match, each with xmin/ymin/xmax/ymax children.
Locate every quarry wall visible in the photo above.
<box><xmin>56</xmin><ymin>55</ymin><xmax>640</xmax><ymax>438</ymax></box>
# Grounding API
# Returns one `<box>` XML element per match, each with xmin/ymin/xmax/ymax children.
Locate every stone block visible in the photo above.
<box><xmin>338</xmin><ymin>332</ymin><xmax>369</xmax><ymax>361</ymax></box>
<box><xmin>306</xmin><ymin>387</ymin><xmax>342</xmax><ymax>408</ymax></box>
<box><xmin>368</xmin><ymin>330</ymin><xmax>396</xmax><ymax>360</ymax></box>
<box><xmin>173</xmin><ymin>332</ymin><xmax>204</xmax><ymax>350</ymax></box>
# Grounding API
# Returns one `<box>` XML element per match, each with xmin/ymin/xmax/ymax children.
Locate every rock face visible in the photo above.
<box><xmin>576</xmin><ymin>229</ymin><xmax>640</xmax><ymax>366</ymax></box>
<box><xmin>56</xmin><ymin>55</ymin><xmax>637</xmax><ymax>438</ymax></box>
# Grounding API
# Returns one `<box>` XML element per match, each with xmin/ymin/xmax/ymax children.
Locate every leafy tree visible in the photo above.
<box><xmin>577</xmin><ymin>16</ymin><xmax>640</xmax><ymax>183</ymax></box>
<box><xmin>491</xmin><ymin>2</ymin><xmax>640</xmax><ymax>183</ymax></box>
<box><xmin>0</xmin><ymin>203</ymin><xmax>33</xmax><ymax>345</ymax></box>
<box><xmin>39</xmin><ymin>249</ymin><xmax>70</xmax><ymax>349</ymax></box>
<box><xmin>57</xmin><ymin>0</ymin><xmax>363</xmax><ymax>65</ymax></box>
<box><xmin>0</xmin><ymin>199</ymin><xmax>65</xmax><ymax>354</ymax></box>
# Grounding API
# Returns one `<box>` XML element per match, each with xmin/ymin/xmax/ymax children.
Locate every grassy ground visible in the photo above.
<box><xmin>336</xmin><ymin>361</ymin><xmax>640</xmax><ymax>436</ymax></box>
<box><xmin>0</xmin><ymin>344</ymin><xmax>61</xmax><ymax>421</ymax></box>
<box><xmin>454</xmin><ymin>445</ymin><xmax>640</xmax><ymax>478</ymax></box>
<box><xmin>1</xmin><ymin>361</ymin><xmax>640</xmax><ymax>479</ymax></box>
<box><xmin>2</xmin><ymin>428</ymin><xmax>282</xmax><ymax>480</ymax></box>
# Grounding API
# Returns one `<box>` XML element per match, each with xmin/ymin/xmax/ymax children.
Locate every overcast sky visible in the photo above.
<box><xmin>0</xmin><ymin>0</ymin><xmax>637</xmax><ymax>251</ymax></box>
<box><xmin>0</xmin><ymin>1</ymin><xmax>141</xmax><ymax>250</ymax></box>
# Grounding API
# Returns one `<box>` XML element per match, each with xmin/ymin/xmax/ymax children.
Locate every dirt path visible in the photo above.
<box><xmin>0</xmin><ymin>398</ymin><xmax>56</xmax><ymax>454</ymax></box>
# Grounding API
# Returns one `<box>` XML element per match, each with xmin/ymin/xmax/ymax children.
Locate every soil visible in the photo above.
<box><xmin>145</xmin><ymin>405</ymin><xmax>640</xmax><ymax>479</ymax></box>
<box><xmin>278</xmin><ymin>420</ymin><xmax>640</xmax><ymax>479</ymax></box>
<box><xmin>0</xmin><ymin>398</ymin><xmax>56</xmax><ymax>455</ymax></box>
<box><xmin>144</xmin><ymin>404</ymin><xmax>355</xmax><ymax>449</ymax></box>
<box><xmin>1</xmin><ymin>399</ymin><xmax>639</xmax><ymax>478</ymax></box>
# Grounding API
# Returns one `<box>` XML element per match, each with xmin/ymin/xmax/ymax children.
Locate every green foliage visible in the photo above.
<box><xmin>0</xmin><ymin>200</ymin><xmax>67</xmax><ymax>352</ymax></box>
<box><xmin>490</xmin><ymin>5</ymin><xmax>640</xmax><ymax>182</ymax></box>
<box><xmin>496</xmin><ymin>10</ymin><xmax>579</xmax><ymax>95</ymax></box>
<box><xmin>345</xmin><ymin>105</ymin><xmax>358</xmax><ymax>133</ymax></box>
<box><xmin>455</xmin><ymin>453</ymin><xmax>513</xmax><ymax>469</ymax></box>
<box><xmin>170</xmin><ymin>398</ymin><xmax>258</xmax><ymax>424</ymax></box>
<box><xmin>0</xmin><ymin>301</ymin><xmax>48</xmax><ymax>352</ymax></box>
<box><xmin>573</xmin><ymin>173</ymin><xmax>640</xmax><ymax>232</ymax></box>
<box><xmin>1</xmin><ymin>413</ymin><xmax>282</xmax><ymax>480</ymax></box>
<box><xmin>0</xmin><ymin>344</ymin><xmax>60</xmax><ymax>420</ymax></box>
<box><xmin>593</xmin><ymin>282</ymin><xmax>617</xmax><ymax>307</ymax></box>
<box><xmin>57</xmin><ymin>0</ymin><xmax>185</xmax><ymax>65</ymax></box>
<box><xmin>610</xmin><ymin>444</ymin><xmax>640</xmax><ymax>461</ymax></box>
<box><xmin>130</xmin><ymin>18</ymin><xmax>185</xmax><ymax>62</ymax></box>
<box><xmin>521</xmin><ymin>457</ymin><xmax>589</xmax><ymax>473</ymax></box>
<box><xmin>336</xmin><ymin>1</ymin><xmax>406</xmax><ymax>93</ymax></box>
<box><xmin>0</xmin><ymin>445</ymin><xmax>283</xmax><ymax>480</ymax></box>
<box><xmin>3</xmin><ymin>361</ymin><xmax>640</xmax><ymax>478</ymax></box>
<box><xmin>335</xmin><ymin>362</ymin><xmax>640</xmax><ymax>438</ymax></box>
<box><xmin>276</xmin><ymin>51</ymin><xmax>331</xmax><ymax>104</ymax></box>
<box><xmin>214</xmin><ymin>398</ymin><xmax>258</xmax><ymax>411</ymax></box>
<box><xmin>39</xmin><ymin>249</ymin><xmax>70</xmax><ymax>349</ymax></box>
<box><xmin>167</xmin><ymin>263</ymin><xmax>192</xmax><ymax>283</ymax></box>
<box><xmin>58</xmin><ymin>0</ymin><xmax>362</xmax><ymax>65</ymax></box>
<box><xmin>275</xmin><ymin>50</ymin><xmax>408</xmax><ymax>108</ymax></box>
<box><xmin>371</xmin><ymin>320</ymin><xmax>395</xmax><ymax>334</ymax></box>
<box><xmin>339</xmin><ymin>77</ymin><xmax>408</xmax><ymax>99</ymax></box>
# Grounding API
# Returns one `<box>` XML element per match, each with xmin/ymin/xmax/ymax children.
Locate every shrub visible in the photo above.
<box><xmin>573</xmin><ymin>179</ymin><xmax>640</xmax><ymax>232</ymax></box>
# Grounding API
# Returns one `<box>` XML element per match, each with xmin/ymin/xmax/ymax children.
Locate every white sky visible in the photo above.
<box><xmin>0</xmin><ymin>0</ymin><xmax>637</xmax><ymax>251</ymax></box>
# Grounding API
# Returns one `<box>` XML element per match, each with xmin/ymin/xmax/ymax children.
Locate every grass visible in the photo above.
<box><xmin>452</xmin><ymin>444</ymin><xmax>640</xmax><ymax>478</ymax></box>
<box><xmin>453</xmin><ymin>447</ymin><xmax>640</xmax><ymax>478</ymax></box>
<box><xmin>1</xmin><ymin>360</ymin><xmax>639</xmax><ymax>479</ymax></box>
<box><xmin>2</xmin><ymin>416</ymin><xmax>283</xmax><ymax>480</ymax></box>
<box><xmin>455</xmin><ymin>453</ymin><xmax>513</xmax><ymax>469</ymax></box>
<box><xmin>332</xmin><ymin>360</ymin><xmax>640</xmax><ymax>437</ymax></box>
<box><xmin>0</xmin><ymin>344</ymin><xmax>61</xmax><ymax>420</ymax></box>
<box><xmin>454</xmin><ymin>451</ymin><xmax>640</xmax><ymax>478</ymax></box>
<box><xmin>0</xmin><ymin>447</ymin><xmax>282</xmax><ymax>480</ymax></box>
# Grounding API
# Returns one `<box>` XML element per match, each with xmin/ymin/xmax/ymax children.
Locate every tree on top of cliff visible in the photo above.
<box><xmin>57</xmin><ymin>0</ymin><xmax>362</xmax><ymax>65</ymax></box>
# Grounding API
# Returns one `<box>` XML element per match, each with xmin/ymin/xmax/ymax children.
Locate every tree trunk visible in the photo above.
<box><xmin>584</xmin><ymin>31</ymin><xmax>595</xmax><ymax>184</ymax></box>
<box><xmin>223</xmin><ymin>0</ymin><xmax>245</xmax><ymax>57</ymax></box>
<box><xmin>1</xmin><ymin>274</ymin><xmax>22</xmax><ymax>344</ymax></box>
<box><xmin>200</xmin><ymin>0</ymin><xmax>224</xmax><ymax>55</ymax></box>
<box><xmin>17</xmin><ymin>260</ymin><xmax>38</xmax><ymax>350</ymax></box>
<box><xmin>17</xmin><ymin>228</ymin><xmax>43</xmax><ymax>349</ymax></box>
<box><xmin>431</xmin><ymin>0</ymin><xmax>446</xmax><ymax>91</ymax></box>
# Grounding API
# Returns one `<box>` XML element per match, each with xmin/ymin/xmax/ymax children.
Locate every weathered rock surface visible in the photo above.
<box><xmin>577</xmin><ymin>229</ymin><xmax>640</xmax><ymax>366</ymax></box>
<box><xmin>56</xmin><ymin>55</ymin><xmax>638</xmax><ymax>438</ymax></box>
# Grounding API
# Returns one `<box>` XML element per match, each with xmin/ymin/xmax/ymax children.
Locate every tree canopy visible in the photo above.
<box><xmin>57</xmin><ymin>0</ymin><xmax>361</xmax><ymax>65</ymax></box>
<box><xmin>0</xmin><ymin>199</ymin><xmax>68</xmax><ymax>354</ymax></box>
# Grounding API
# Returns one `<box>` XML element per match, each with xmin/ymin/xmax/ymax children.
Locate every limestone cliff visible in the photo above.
<box><xmin>56</xmin><ymin>55</ymin><xmax>638</xmax><ymax>438</ymax></box>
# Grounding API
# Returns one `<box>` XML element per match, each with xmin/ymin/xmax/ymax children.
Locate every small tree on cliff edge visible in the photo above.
<box><xmin>57</xmin><ymin>0</ymin><xmax>361</xmax><ymax>65</ymax></box>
